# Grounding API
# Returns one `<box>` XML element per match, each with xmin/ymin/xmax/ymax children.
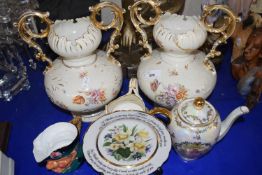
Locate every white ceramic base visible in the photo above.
<box><xmin>72</xmin><ymin>109</ymin><xmax>105</xmax><ymax>122</ymax></box>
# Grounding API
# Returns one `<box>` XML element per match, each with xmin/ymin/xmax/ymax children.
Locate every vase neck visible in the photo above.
<box><xmin>160</xmin><ymin>51</ymin><xmax>195</xmax><ymax>62</ymax></box>
<box><xmin>62</xmin><ymin>54</ymin><xmax>97</xmax><ymax>67</ymax></box>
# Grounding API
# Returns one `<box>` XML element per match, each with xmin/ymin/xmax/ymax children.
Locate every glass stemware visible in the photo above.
<box><xmin>0</xmin><ymin>0</ymin><xmax>36</xmax><ymax>101</ymax></box>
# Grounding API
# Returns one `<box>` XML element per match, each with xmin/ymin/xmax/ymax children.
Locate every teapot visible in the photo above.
<box><xmin>130</xmin><ymin>1</ymin><xmax>240</xmax><ymax>108</ymax></box>
<box><xmin>16</xmin><ymin>2</ymin><xmax>124</xmax><ymax>121</ymax></box>
<box><xmin>149</xmin><ymin>97</ymin><xmax>249</xmax><ymax>160</ymax></box>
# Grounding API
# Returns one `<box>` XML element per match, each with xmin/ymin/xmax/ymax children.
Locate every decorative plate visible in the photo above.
<box><xmin>83</xmin><ymin>110</ymin><xmax>171</xmax><ymax>175</ymax></box>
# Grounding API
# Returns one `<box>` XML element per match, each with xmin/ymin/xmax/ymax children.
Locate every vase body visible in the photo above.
<box><xmin>138</xmin><ymin>50</ymin><xmax>216</xmax><ymax>108</ymax></box>
<box><xmin>45</xmin><ymin>51</ymin><xmax>122</xmax><ymax>113</ymax></box>
<box><xmin>137</xmin><ymin>13</ymin><xmax>216</xmax><ymax>108</ymax></box>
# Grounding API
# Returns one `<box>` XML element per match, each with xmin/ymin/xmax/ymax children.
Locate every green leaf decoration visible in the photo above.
<box><xmin>112</xmin><ymin>138</ymin><xmax>116</xmax><ymax>143</ymax></box>
<box><xmin>134</xmin><ymin>152</ymin><xmax>144</xmax><ymax>160</ymax></box>
<box><xmin>123</xmin><ymin>124</ymin><xmax>128</xmax><ymax>132</ymax></box>
<box><xmin>131</xmin><ymin>125</ymin><xmax>137</xmax><ymax>136</ymax></box>
<box><xmin>116</xmin><ymin>148</ymin><xmax>132</xmax><ymax>158</ymax></box>
<box><xmin>128</xmin><ymin>156</ymin><xmax>135</xmax><ymax>161</ymax></box>
<box><xmin>103</xmin><ymin>142</ymin><xmax>112</xmax><ymax>147</ymax></box>
<box><xmin>113</xmin><ymin>152</ymin><xmax>122</xmax><ymax>161</ymax></box>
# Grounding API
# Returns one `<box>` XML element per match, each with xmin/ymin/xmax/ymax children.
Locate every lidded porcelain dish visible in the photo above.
<box><xmin>16</xmin><ymin>2</ymin><xmax>125</xmax><ymax>121</ymax></box>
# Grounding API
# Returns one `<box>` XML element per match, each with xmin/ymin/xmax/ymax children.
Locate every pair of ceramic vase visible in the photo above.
<box><xmin>17</xmin><ymin>1</ymin><xmax>239</xmax><ymax>122</ymax></box>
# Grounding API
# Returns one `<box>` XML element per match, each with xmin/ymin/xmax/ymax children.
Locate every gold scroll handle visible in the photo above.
<box><xmin>201</xmin><ymin>4</ymin><xmax>240</xmax><ymax>62</ymax></box>
<box><xmin>129</xmin><ymin>0</ymin><xmax>162</xmax><ymax>57</ymax></box>
<box><xmin>149</xmin><ymin>107</ymin><xmax>172</xmax><ymax>126</ymax></box>
<box><xmin>15</xmin><ymin>11</ymin><xmax>53</xmax><ymax>70</ymax></box>
<box><xmin>89</xmin><ymin>2</ymin><xmax>125</xmax><ymax>66</ymax></box>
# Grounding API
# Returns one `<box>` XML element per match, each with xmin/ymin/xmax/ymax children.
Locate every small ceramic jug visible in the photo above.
<box><xmin>150</xmin><ymin>97</ymin><xmax>249</xmax><ymax>161</ymax></box>
<box><xmin>33</xmin><ymin>117</ymin><xmax>84</xmax><ymax>173</ymax></box>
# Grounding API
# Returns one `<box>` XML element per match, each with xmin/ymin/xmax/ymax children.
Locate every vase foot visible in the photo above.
<box><xmin>72</xmin><ymin>109</ymin><xmax>105</xmax><ymax>122</ymax></box>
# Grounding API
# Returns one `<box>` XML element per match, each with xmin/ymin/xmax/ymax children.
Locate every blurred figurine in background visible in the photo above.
<box><xmin>232</xmin><ymin>28</ymin><xmax>262</xmax><ymax>109</ymax></box>
<box><xmin>227</xmin><ymin>0</ymin><xmax>255</xmax><ymax>20</ymax></box>
<box><xmin>250</xmin><ymin>0</ymin><xmax>262</xmax><ymax>15</ymax></box>
<box><xmin>231</xmin><ymin>13</ymin><xmax>262</xmax><ymax>61</ymax></box>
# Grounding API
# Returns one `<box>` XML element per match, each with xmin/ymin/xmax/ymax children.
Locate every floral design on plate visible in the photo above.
<box><xmin>155</xmin><ymin>84</ymin><xmax>188</xmax><ymax>108</ymax></box>
<box><xmin>97</xmin><ymin>119</ymin><xmax>158</xmax><ymax>167</ymax></box>
<box><xmin>103</xmin><ymin>124</ymin><xmax>152</xmax><ymax>162</ymax></box>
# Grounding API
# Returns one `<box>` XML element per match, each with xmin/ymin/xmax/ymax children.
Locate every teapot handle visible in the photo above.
<box><xmin>149</xmin><ymin>107</ymin><xmax>172</xmax><ymax>126</ymax></box>
<box><xmin>201</xmin><ymin>5</ymin><xmax>240</xmax><ymax>63</ymax></box>
<box><xmin>129</xmin><ymin>0</ymin><xmax>162</xmax><ymax>57</ymax></box>
<box><xmin>89</xmin><ymin>2</ymin><xmax>125</xmax><ymax>66</ymax></box>
<box><xmin>15</xmin><ymin>11</ymin><xmax>53</xmax><ymax>71</ymax></box>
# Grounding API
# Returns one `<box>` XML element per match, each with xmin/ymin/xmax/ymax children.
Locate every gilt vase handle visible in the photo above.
<box><xmin>89</xmin><ymin>2</ymin><xmax>125</xmax><ymax>66</ymax></box>
<box><xmin>201</xmin><ymin>4</ymin><xmax>240</xmax><ymax>62</ymax></box>
<box><xmin>16</xmin><ymin>11</ymin><xmax>53</xmax><ymax>70</ymax></box>
<box><xmin>129</xmin><ymin>0</ymin><xmax>162</xmax><ymax>57</ymax></box>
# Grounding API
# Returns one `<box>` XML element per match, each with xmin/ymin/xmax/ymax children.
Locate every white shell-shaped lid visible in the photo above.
<box><xmin>177</xmin><ymin>97</ymin><xmax>216</xmax><ymax>126</ymax></box>
<box><xmin>33</xmin><ymin>122</ymin><xmax>78</xmax><ymax>162</ymax></box>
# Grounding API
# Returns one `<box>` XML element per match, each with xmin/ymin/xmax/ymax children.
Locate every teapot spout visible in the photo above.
<box><xmin>218</xmin><ymin>106</ymin><xmax>249</xmax><ymax>141</ymax></box>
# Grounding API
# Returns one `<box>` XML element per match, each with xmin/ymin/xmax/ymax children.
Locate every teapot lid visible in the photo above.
<box><xmin>178</xmin><ymin>97</ymin><xmax>216</xmax><ymax>127</ymax></box>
